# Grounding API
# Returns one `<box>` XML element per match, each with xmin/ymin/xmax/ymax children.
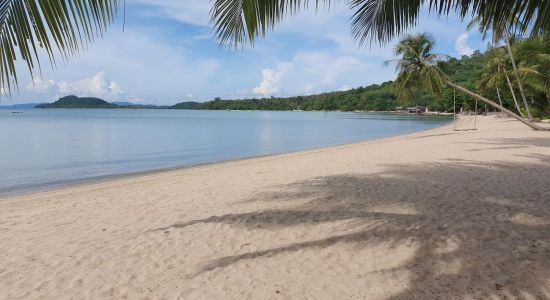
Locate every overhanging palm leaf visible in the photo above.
<box><xmin>350</xmin><ymin>0</ymin><xmax>422</xmax><ymax>45</ymax></box>
<box><xmin>210</xmin><ymin>0</ymin><xmax>333</xmax><ymax>47</ymax></box>
<box><xmin>211</xmin><ymin>0</ymin><xmax>550</xmax><ymax>47</ymax></box>
<box><xmin>0</xmin><ymin>0</ymin><xmax>118</xmax><ymax>95</ymax></box>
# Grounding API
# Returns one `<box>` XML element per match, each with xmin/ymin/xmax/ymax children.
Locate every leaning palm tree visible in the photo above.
<box><xmin>468</xmin><ymin>16</ymin><xmax>534</xmax><ymax>120</ymax></box>
<box><xmin>479</xmin><ymin>47</ymin><xmax>523</xmax><ymax>114</ymax></box>
<box><xmin>478</xmin><ymin>60</ymin><xmax>507</xmax><ymax>114</ymax></box>
<box><xmin>386</xmin><ymin>33</ymin><xmax>546</xmax><ymax>130</ymax></box>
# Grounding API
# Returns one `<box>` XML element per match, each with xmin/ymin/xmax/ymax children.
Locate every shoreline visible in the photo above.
<box><xmin>1</xmin><ymin>107</ymin><xmax>454</xmax><ymax>114</ymax></box>
<box><xmin>1</xmin><ymin>117</ymin><xmax>453</xmax><ymax>200</ymax></box>
<box><xmin>2</xmin><ymin>115</ymin><xmax>550</xmax><ymax>299</ymax></box>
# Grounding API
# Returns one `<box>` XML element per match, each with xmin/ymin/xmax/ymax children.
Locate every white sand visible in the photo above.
<box><xmin>1</xmin><ymin>115</ymin><xmax>550</xmax><ymax>299</ymax></box>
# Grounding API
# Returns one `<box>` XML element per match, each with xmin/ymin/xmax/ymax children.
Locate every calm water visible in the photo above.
<box><xmin>0</xmin><ymin>109</ymin><xmax>450</xmax><ymax>196</ymax></box>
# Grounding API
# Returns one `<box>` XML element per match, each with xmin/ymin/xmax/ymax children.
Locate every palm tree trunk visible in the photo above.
<box><xmin>504</xmin><ymin>31</ymin><xmax>533</xmax><ymax>120</ymax></box>
<box><xmin>446</xmin><ymin>81</ymin><xmax>547</xmax><ymax>131</ymax></box>
<box><xmin>496</xmin><ymin>87</ymin><xmax>503</xmax><ymax>117</ymax></box>
<box><xmin>501</xmin><ymin>64</ymin><xmax>523</xmax><ymax>115</ymax></box>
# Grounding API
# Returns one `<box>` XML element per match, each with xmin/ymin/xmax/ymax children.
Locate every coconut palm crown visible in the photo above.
<box><xmin>385</xmin><ymin>33</ymin><xmax>449</xmax><ymax>103</ymax></box>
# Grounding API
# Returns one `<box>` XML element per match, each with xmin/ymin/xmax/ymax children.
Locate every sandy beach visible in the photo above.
<box><xmin>1</xmin><ymin>115</ymin><xmax>550</xmax><ymax>299</ymax></box>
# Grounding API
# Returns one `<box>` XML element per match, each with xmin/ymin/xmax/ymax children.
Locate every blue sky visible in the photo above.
<box><xmin>7</xmin><ymin>1</ymin><xmax>486</xmax><ymax>105</ymax></box>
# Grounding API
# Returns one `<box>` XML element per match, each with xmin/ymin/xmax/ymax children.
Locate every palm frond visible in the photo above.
<box><xmin>350</xmin><ymin>0</ymin><xmax>422</xmax><ymax>45</ymax></box>
<box><xmin>390</xmin><ymin>33</ymin><xmax>448</xmax><ymax>103</ymax></box>
<box><xmin>210</xmin><ymin>0</ymin><xmax>332</xmax><ymax>48</ymax></box>
<box><xmin>423</xmin><ymin>53</ymin><xmax>450</xmax><ymax>64</ymax></box>
<box><xmin>477</xmin><ymin>47</ymin><xmax>510</xmax><ymax>90</ymax></box>
<box><xmin>535</xmin><ymin>53</ymin><xmax>550</xmax><ymax>64</ymax></box>
<box><xmin>211</xmin><ymin>0</ymin><xmax>550</xmax><ymax>47</ymax></box>
<box><xmin>382</xmin><ymin>58</ymin><xmax>400</xmax><ymax>67</ymax></box>
<box><xmin>0</xmin><ymin>0</ymin><xmax>119</xmax><ymax>96</ymax></box>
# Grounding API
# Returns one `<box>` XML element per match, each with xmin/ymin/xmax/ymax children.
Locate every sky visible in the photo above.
<box><xmin>6</xmin><ymin>1</ymin><xmax>487</xmax><ymax>105</ymax></box>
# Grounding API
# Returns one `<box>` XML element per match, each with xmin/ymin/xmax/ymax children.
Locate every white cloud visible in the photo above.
<box><xmin>454</xmin><ymin>33</ymin><xmax>475</xmax><ymax>56</ymax></box>
<box><xmin>338</xmin><ymin>84</ymin><xmax>352</xmax><ymax>91</ymax></box>
<box><xmin>109</xmin><ymin>81</ymin><xmax>123</xmax><ymax>98</ymax></box>
<box><xmin>252</xmin><ymin>63</ymin><xmax>294</xmax><ymax>96</ymax></box>
<box><xmin>296</xmin><ymin>53</ymin><xmax>371</xmax><ymax>95</ymax></box>
<box><xmin>27</xmin><ymin>72</ymin><xmax>124</xmax><ymax>100</ymax></box>
<box><xmin>57</xmin><ymin>71</ymin><xmax>124</xmax><ymax>100</ymax></box>
<box><xmin>27</xmin><ymin>77</ymin><xmax>56</xmax><ymax>93</ymax></box>
<box><xmin>14</xmin><ymin>27</ymin><xmax>222</xmax><ymax>104</ymax></box>
<box><xmin>126</xmin><ymin>95</ymin><xmax>145</xmax><ymax>103</ymax></box>
<box><xmin>249</xmin><ymin>52</ymin><xmax>383</xmax><ymax>97</ymax></box>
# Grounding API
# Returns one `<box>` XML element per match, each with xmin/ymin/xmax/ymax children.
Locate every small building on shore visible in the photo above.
<box><xmin>407</xmin><ymin>106</ymin><xmax>427</xmax><ymax>114</ymax></box>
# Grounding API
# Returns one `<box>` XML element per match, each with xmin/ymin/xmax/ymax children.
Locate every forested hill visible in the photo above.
<box><xmin>175</xmin><ymin>81</ymin><xmax>396</xmax><ymax>111</ymax></box>
<box><xmin>174</xmin><ymin>52</ymin><xmax>488</xmax><ymax>113</ymax></box>
<box><xmin>36</xmin><ymin>96</ymin><xmax>117</xmax><ymax>109</ymax></box>
<box><xmin>34</xmin><ymin>96</ymin><xmax>168</xmax><ymax>109</ymax></box>
<box><xmin>221</xmin><ymin>81</ymin><xmax>397</xmax><ymax>111</ymax></box>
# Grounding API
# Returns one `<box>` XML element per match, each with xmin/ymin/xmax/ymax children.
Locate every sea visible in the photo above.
<box><xmin>0</xmin><ymin>109</ymin><xmax>450</xmax><ymax>197</ymax></box>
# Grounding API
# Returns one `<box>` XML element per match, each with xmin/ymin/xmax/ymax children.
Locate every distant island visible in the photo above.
<box><xmin>35</xmin><ymin>96</ymin><xmax>170</xmax><ymax>109</ymax></box>
<box><xmin>36</xmin><ymin>96</ymin><xmax>118</xmax><ymax>109</ymax></box>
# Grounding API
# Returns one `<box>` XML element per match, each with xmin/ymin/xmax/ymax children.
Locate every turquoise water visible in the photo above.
<box><xmin>0</xmin><ymin>109</ymin><xmax>450</xmax><ymax>196</ymax></box>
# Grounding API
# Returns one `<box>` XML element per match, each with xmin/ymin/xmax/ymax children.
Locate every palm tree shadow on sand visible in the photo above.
<box><xmin>155</xmin><ymin>153</ymin><xmax>550</xmax><ymax>299</ymax></box>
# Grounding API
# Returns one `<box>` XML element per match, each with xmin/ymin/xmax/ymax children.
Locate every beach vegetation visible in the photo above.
<box><xmin>387</xmin><ymin>33</ymin><xmax>547</xmax><ymax>130</ymax></box>
<box><xmin>468</xmin><ymin>16</ymin><xmax>536</xmax><ymax>120</ymax></box>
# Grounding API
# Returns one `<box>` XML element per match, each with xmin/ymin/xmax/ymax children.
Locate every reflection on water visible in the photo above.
<box><xmin>0</xmin><ymin>109</ymin><xmax>450</xmax><ymax>196</ymax></box>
